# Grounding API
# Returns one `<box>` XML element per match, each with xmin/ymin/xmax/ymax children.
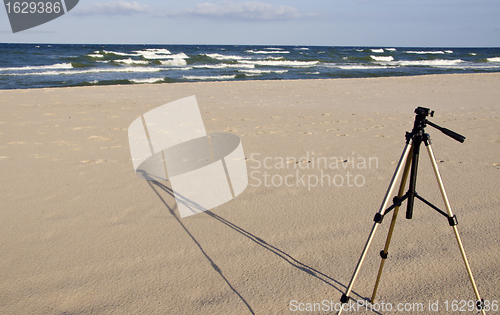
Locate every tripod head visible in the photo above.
<box><xmin>412</xmin><ymin>107</ymin><xmax>466</xmax><ymax>143</ymax></box>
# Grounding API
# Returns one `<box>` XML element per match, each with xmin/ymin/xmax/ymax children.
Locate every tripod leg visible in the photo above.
<box><xmin>337</xmin><ymin>143</ymin><xmax>412</xmax><ymax>315</ymax></box>
<box><xmin>426</xmin><ymin>144</ymin><xmax>486</xmax><ymax>315</ymax></box>
<box><xmin>370</xmin><ymin>147</ymin><xmax>413</xmax><ymax>303</ymax></box>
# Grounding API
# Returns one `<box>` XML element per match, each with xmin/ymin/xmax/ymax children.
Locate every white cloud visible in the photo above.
<box><xmin>184</xmin><ymin>1</ymin><xmax>302</xmax><ymax>20</ymax></box>
<box><xmin>73</xmin><ymin>1</ymin><xmax>311</xmax><ymax>21</ymax></box>
<box><xmin>74</xmin><ymin>1</ymin><xmax>151</xmax><ymax>16</ymax></box>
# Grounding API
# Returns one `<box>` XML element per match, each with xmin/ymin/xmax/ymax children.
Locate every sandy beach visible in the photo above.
<box><xmin>1</xmin><ymin>73</ymin><xmax>499</xmax><ymax>314</ymax></box>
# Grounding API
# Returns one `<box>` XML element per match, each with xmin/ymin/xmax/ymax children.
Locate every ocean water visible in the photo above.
<box><xmin>0</xmin><ymin>43</ymin><xmax>499</xmax><ymax>89</ymax></box>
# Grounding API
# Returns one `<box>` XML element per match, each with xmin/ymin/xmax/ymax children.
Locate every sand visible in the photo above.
<box><xmin>1</xmin><ymin>73</ymin><xmax>499</xmax><ymax>314</ymax></box>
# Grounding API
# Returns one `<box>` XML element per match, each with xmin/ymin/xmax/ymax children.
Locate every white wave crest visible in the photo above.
<box><xmin>385</xmin><ymin>48</ymin><xmax>397</xmax><ymax>51</ymax></box>
<box><xmin>0</xmin><ymin>63</ymin><xmax>74</xmax><ymax>71</ymax></box>
<box><xmin>103</xmin><ymin>50</ymin><xmax>140</xmax><ymax>56</ymax></box>
<box><xmin>204</xmin><ymin>53</ymin><xmax>252</xmax><ymax>60</ymax></box>
<box><xmin>130</xmin><ymin>77</ymin><xmax>164</xmax><ymax>84</ymax></box>
<box><xmin>238</xmin><ymin>60</ymin><xmax>318</xmax><ymax>67</ymax></box>
<box><xmin>406</xmin><ymin>51</ymin><xmax>445</xmax><ymax>54</ymax></box>
<box><xmin>87</xmin><ymin>54</ymin><xmax>104</xmax><ymax>58</ymax></box>
<box><xmin>160</xmin><ymin>59</ymin><xmax>188</xmax><ymax>66</ymax></box>
<box><xmin>114</xmin><ymin>58</ymin><xmax>149</xmax><ymax>65</ymax></box>
<box><xmin>371</xmin><ymin>49</ymin><xmax>384</xmax><ymax>53</ymax></box>
<box><xmin>370</xmin><ymin>55</ymin><xmax>394</xmax><ymax>62</ymax></box>
<box><xmin>336</xmin><ymin>64</ymin><xmax>394</xmax><ymax>70</ymax></box>
<box><xmin>395</xmin><ymin>59</ymin><xmax>464</xmax><ymax>66</ymax></box>
<box><xmin>183</xmin><ymin>75</ymin><xmax>236</xmax><ymax>80</ymax></box>
<box><xmin>486</xmin><ymin>57</ymin><xmax>500</xmax><ymax>62</ymax></box>
<box><xmin>238</xmin><ymin>69</ymin><xmax>288</xmax><ymax>74</ymax></box>
<box><xmin>193</xmin><ymin>63</ymin><xmax>255</xmax><ymax>69</ymax></box>
<box><xmin>246</xmin><ymin>50</ymin><xmax>290</xmax><ymax>54</ymax></box>
<box><xmin>5</xmin><ymin>67</ymin><xmax>164</xmax><ymax>76</ymax></box>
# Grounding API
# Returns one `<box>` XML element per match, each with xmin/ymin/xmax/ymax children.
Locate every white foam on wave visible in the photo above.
<box><xmin>371</xmin><ymin>49</ymin><xmax>384</xmax><ymax>53</ymax></box>
<box><xmin>193</xmin><ymin>63</ymin><xmax>255</xmax><ymax>69</ymax></box>
<box><xmin>103</xmin><ymin>50</ymin><xmax>140</xmax><ymax>57</ymax></box>
<box><xmin>141</xmin><ymin>48</ymin><xmax>172</xmax><ymax>54</ymax></box>
<box><xmin>469</xmin><ymin>53</ymin><xmax>477</xmax><ymax>56</ymax></box>
<box><xmin>114</xmin><ymin>58</ymin><xmax>149</xmax><ymax>65</ymax></box>
<box><xmin>160</xmin><ymin>59</ymin><xmax>188</xmax><ymax>66</ymax></box>
<box><xmin>295</xmin><ymin>47</ymin><xmax>309</xmax><ymax>50</ymax></box>
<box><xmin>238</xmin><ymin>69</ymin><xmax>288</xmax><ymax>74</ymax></box>
<box><xmin>138</xmin><ymin>52</ymin><xmax>188</xmax><ymax>60</ymax></box>
<box><xmin>5</xmin><ymin>67</ymin><xmax>164</xmax><ymax>76</ymax></box>
<box><xmin>183</xmin><ymin>75</ymin><xmax>236</xmax><ymax>80</ymax></box>
<box><xmin>385</xmin><ymin>48</ymin><xmax>397</xmax><ymax>51</ymax></box>
<box><xmin>486</xmin><ymin>57</ymin><xmax>500</xmax><ymax>62</ymax></box>
<box><xmin>0</xmin><ymin>63</ymin><xmax>73</xmax><ymax>71</ymax></box>
<box><xmin>87</xmin><ymin>54</ymin><xmax>104</xmax><ymax>58</ymax></box>
<box><xmin>204</xmin><ymin>53</ymin><xmax>252</xmax><ymax>60</ymax></box>
<box><xmin>246</xmin><ymin>50</ymin><xmax>290</xmax><ymax>54</ymax></box>
<box><xmin>444</xmin><ymin>50</ymin><xmax>453</xmax><ymax>54</ymax></box>
<box><xmin>264</xmin><ymin>47</ymin><xmax>285</xmax><ymax>50</ymax></box>
<box><xmin>130</xmin><ymin>77</ymin><xmax>165</xmax><ymax>84</ymax></box>
<box><xmin>405</xmin><ymin>50</ymin><xmax>445</xmax><ymax>54</ymax></box>
<box><xmin>395</xmin><ymin>59</ymin><xmax>464</xmax><ymax>66</ymax></box>
<box><xmin>238</xmin><ymin>60</ymin><xmax>318</xmax><ymax>67</ymax></box>
<box><xmin>370</xmin><ymin>55</ymin><xmax>394</xmax><ymax>62</ymax></box>
<box><xmin>336</xmin><ymin>64</ymin><xmax>394</xmax><ymax>70</ymax></box>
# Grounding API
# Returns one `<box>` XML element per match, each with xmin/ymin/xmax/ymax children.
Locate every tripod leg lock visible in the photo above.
<box><xmin>340</xmin><ymin>294</ymin><xmax>350</xmax><ymax>304</ymax></box>
<box><xmin>448</xmin><ymin>215</ymin><xmax>458</xmax><ymax>226</ymax></box>
<box><xmin>374</xmin><ymin>213</ymin><xmax>384</xmax><ymax>223</ymax></box>
<box><xmin>380</xmin><ymin>250</ymin><xmax>388</xmax><ymax>259</ymax></box>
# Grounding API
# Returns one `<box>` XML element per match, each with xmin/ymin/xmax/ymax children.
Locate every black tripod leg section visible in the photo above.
<box><xmin>406</xmin><ymin>135</ymin><xmax>421</xmax><ymax>219</ymax></box>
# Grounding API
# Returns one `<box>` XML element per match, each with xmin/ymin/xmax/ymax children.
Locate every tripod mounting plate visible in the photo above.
<box><xmin>415</xmin><ymin>107</ymin><xmax>434</xmax><ymax>117</ymax></box>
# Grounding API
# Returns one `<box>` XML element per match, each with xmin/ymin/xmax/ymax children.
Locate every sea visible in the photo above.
<box><xmin>1</xmin><ymin>43</ymin><xmax>500</xmax><ymax>90</ymax></box>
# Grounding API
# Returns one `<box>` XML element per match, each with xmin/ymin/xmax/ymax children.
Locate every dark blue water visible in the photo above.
<box><xmin>0</xmin><ymin>43</ymin><xmax>499</xmax><ymax>89</ymax></box>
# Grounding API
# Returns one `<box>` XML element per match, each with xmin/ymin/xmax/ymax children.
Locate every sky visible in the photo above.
<box><xmin>1</xmin><ymin>0</ymin><xmax>499</xmax><ymax>47</ymax></box>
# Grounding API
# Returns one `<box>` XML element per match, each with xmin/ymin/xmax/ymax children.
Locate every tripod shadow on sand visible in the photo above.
<box><xmin>147</xmin><ymin>180</ymin><xmax>375</xmax><ymax>313</ymax></box>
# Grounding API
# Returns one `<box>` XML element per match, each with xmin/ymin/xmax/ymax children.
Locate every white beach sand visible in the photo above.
<box><xmin>1</xmin><ymin>73</ymin><xmax>499</xmax><ymax>314</ymax></box>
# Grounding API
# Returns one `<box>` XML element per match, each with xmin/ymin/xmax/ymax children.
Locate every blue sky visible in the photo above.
<box><xmin>1</xmin><ymin>0</ymin><xmax>499</xmax><ymax>46</ymax></box>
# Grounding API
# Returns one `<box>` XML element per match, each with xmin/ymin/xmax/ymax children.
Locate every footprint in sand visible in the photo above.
<box><xmin>52</xmin><ymin>140</ymin><xmax>79</xmax><ymax>146</ymax></box>
<box><xmin>30</xmin><ymin>154</ymin><xmax>59</xmax><ymax>161</ymax></box>
<box><xmin>336</xmin><ymin>134</ymin><xmax>349</xmax><ymax>137</ymax></box>
<box><xmin>81</xmin><ymin>159</ymin><xmax>106</xmax><ymax>164</ymax></box>
<box><xmin>71</xmin><ymin>126</ymin><xmax>94</xmax><ymax>130</ymax></box>
<box><xmin>88</xmin><ymin>136</ymin><xmax>113</xmax><ymax>141</ymax></box>
<box><xmin>299</xmin><ymin>132</ymin><xmax>314</xmax><ymax>135</ymax></box>
<box><xmin>299</xmin><ymin>116</ymin><xmax>312</xmax><ymax>119</ymax></box>
<box><xmin>322</xmin><ymin>113</ymin><xmax>332</xmax><ymax>116</ymax></box>
<box><xmin>372</xmin><ymin>125</ymin><xmax>384</xmax><ymax>128</ymax></box>
<box><xmin>326</xmin><ymin>128</ymin><xmax>339</xmax><ymax>132</ymax></box>
<box><xmin>375</xmin><ymin>135</ymin><xmax>387</xmax><ymax>138</ymax></box>
<box><xmin>354</xmin><ymin>128</ymin><xmax>369</xmax><ymax>131</ymax></box>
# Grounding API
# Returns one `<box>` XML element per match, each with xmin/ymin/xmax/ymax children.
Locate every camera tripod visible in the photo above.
<box><xmin>337</xmin><ymin>107</ymin><xmax>485</xmax><ymax>314</ymax></box>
